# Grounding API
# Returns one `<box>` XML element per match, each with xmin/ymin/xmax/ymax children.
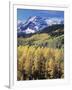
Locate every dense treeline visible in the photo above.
<box><xmin>17</xmin><ymin>46</ymin><xmax>64</xmax><ymax>80</ymax></box>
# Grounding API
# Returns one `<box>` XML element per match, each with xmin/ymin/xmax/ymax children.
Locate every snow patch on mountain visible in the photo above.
<box><xmin>25</xmin><ymin>28</ymin><xmax>35</xmax><ymax>34</ymax></box>
<box><xmin>28</xmin><ymin>16</ymin><xmax>36</xmax><ymax>22</ymax></box>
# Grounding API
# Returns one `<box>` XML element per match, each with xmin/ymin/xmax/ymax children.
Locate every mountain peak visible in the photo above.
<box><xmin>28</xmin><ymin>16</ymin><xmax>37</xmax><ymax>22</ymax></box>
<box><xmin>17</xmin><ymin>16</ymin><xmax>64</xmax><ymax>34</ymax></box>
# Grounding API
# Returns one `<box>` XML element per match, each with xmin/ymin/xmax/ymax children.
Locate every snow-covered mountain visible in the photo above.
<box><xmin>17</xmin><ymin>16</ymin><xmax>64</xmax><ymax>34</ymax></box>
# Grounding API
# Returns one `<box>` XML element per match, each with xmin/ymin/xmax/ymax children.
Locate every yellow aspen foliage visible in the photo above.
<box><xmin>55</xmin><ymin>49</ymin><xmax>64</xmax><ymax>62</ymax></box>
<box><xmin>17</xmin><ymin>46</ymin><xmax>64</xmax><ymax>80</ymax></box>
<box><xmin>24</xmin><ymin>46</ymin><xmax>35</xmax><ymax>75</ymax></box>
<box><xmin>34</xmin><ymin>47</ymin><xmax>41</xmax><ymax>70</ymax></box>
<box><xmin>47</xmin><ymin>58</ymin><xmax>55</xmax><ymax>78</ymax></box>
<box><xmin>17</xmin><ymin>46</ymin><xmax>29</xmax><ymax>71</ymax></box>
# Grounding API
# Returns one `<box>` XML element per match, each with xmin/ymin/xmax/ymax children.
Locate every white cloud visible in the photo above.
<box><xmin>45</xmin><ymin>17</ymin><xmax>64</xmax><ymax>26</ymax></box>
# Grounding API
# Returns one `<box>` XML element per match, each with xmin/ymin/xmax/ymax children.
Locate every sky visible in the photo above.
<box><xmin>17</xmin><ymin>8</ymin><xmax>64</xmax><ymax>22</ymax></box>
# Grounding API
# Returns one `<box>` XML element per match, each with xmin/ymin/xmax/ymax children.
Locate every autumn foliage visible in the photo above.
<box><xmin>17</xmin><ymin>46</ymin><xmax>64</xmax><ymax>80</ymax></box>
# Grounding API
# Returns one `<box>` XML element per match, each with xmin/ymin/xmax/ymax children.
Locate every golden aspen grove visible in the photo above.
<box><xmin>17</xmin><ymin>45</ymin><xmax>64</xmax><ymax>80</ymax></box>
